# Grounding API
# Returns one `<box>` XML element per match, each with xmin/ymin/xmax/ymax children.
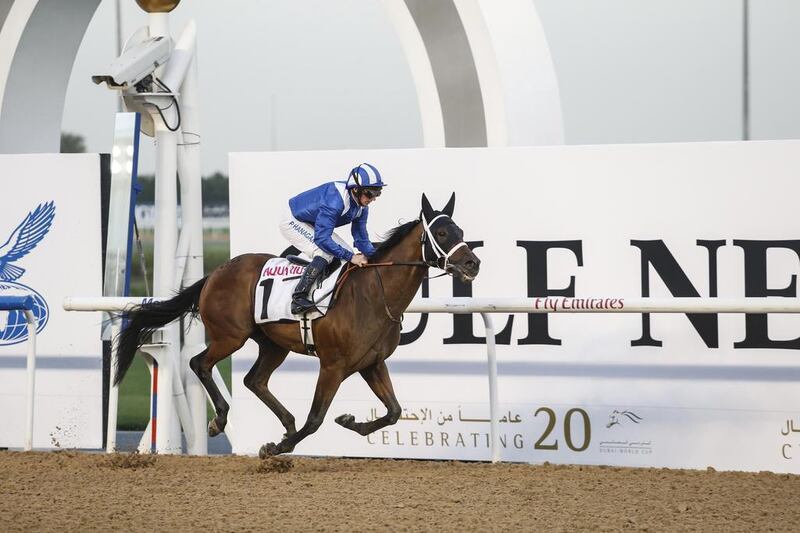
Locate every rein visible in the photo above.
<box><xmin>330</xmin><ymin>215</ymin><xmax>467</xmax><ymax>319</ymax></box>
<box><xmin>332</xmin><ymin>261</ymin><xmax>429</xmax><ymax>302</ymax></box>
<box><xmin>373</xmin><ymin>268</ymin><xmax>402</xmax><ymax>323</ymax></box>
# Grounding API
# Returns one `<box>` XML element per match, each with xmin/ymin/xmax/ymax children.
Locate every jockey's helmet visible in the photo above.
<box><xmin>346</xmin><ymin>163</ymin><xmax>387</xmax><ymax>190</ymax></box>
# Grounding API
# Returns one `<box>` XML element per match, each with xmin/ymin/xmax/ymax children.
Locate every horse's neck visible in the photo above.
<box><xmin>378</xmin><ymin>223</ymin><xmax>427</xmax><ymax>311</ymax></box>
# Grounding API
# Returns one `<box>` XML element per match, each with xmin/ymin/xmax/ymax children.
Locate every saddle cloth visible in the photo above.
<box><xmin>253</xmin><ymin>257</ymin><xmax>343</xmax><ymax>324</ymax></box>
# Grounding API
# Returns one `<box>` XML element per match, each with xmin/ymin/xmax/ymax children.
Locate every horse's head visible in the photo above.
<box><xmin>420</xmin><ymin>193</ymin><xmax>480</xmax><ymax>283</ymax></box>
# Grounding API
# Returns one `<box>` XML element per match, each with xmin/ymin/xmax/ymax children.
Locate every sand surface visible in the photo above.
<box><xmin>2</xmin><ymin>451</ymin><xmax>799</xmax><ymax>532</ymax></box>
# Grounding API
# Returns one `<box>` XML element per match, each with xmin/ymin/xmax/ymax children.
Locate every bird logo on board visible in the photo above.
<box><xmin>0</xmin><ymin>202</ymin><xmax>56</xmax><ymax>346</ymax></box>
<box><xmin>606</xmin><ymin>409</ymin><xmax>643</xmax><ymax>429</ymax></box>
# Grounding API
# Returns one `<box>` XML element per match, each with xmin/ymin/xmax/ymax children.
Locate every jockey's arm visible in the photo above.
<box><xmin>314</xmin><ymin>203</ymin><xmax>354</xmax><ymax>262</ymax></box>
<box><xmin>351</xmin><ymin>209</ymin><xmax>376</xmax><ymax>258</ymax></box>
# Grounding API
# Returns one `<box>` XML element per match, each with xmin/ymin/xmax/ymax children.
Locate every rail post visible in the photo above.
<box><xmin>0</xmin><ymin>295</ymin><xmax>37</xmax><ymax>451</ymax></box>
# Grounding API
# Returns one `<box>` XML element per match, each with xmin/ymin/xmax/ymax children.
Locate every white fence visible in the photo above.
<box><xmin>63</xmin><ymin>295</ymin><xmax>800</xmax><ymax>461</ymax></box>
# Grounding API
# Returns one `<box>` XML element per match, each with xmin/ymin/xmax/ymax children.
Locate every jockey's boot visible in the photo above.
<box><xmin>291</xmin><ymin>256</ymin><xmax>328</xmax><ymax>314</ymax></box>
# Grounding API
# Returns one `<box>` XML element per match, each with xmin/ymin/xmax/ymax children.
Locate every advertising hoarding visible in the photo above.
<box><xmin>0</xmin><ymin>154</ymin><xmax>103</xmax><ymax>449</ymax></box>
<box><xmin>228</xmin><ymin>142</ymin><xmax>800</xmax><ymax>472</ymax></box>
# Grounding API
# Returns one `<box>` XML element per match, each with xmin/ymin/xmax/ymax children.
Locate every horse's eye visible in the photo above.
<box><xmin>436</xmin><ymin>229</ymin><xmax>447</xmax><ymax>238</ymax></box>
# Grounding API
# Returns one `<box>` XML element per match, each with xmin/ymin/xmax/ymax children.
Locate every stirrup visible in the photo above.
<box><xmin>291</xmin><ymin>296</ymin><xmax>317</xmax><ymax>315</ymax></box>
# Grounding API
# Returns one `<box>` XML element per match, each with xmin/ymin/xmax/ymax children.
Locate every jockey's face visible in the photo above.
<box><xmin>355</xmin><ymin>188</ymin><xmax>381</xmax><ymax>207</ymax></box>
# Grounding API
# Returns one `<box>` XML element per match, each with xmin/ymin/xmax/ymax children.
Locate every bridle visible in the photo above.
<box><xmin>420</xmin><ymin>212</ymin><xmax>469</xmax><ymax>272</ymax></box>
<box><xmin>331</xmin><ymin>214</ymin><xmax>470</xmax><ymax>322</ymax></box>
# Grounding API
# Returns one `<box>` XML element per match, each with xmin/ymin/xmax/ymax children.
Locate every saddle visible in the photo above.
<box><xmin>285</xmin><ymin>255</ymin><xmax>342</xmax><ymax>280</ymax></box>
<box><xmin>253</xmin><ymin>257</ymin><xmax>345</xmax><ymax>325</ymax></box>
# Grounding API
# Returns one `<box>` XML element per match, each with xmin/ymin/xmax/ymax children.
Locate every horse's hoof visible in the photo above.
<box><xmin>335</xmin><ymin>414</ymin><xmax>355</xmax><ymax>428</ymax></box>
<box><xmin>208</xmin><ymin>418</ymin><xmax>224</xmax><ymax>437</ymax></box>
<box><xmin>259</xmin><ymin>442</ymin><xmax>280</xmax><ymax>458</ymax></box>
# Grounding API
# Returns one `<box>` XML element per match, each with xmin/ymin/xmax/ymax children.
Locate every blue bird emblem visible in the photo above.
<box><xmin>0</xmin><ymin>201</ymin><xmax>56</xmax><ymax>282</ymax></box>
<box><xmin>0</xmin><ymin>202</ymin><xmax>55</xmax><ymax>346</ymax></box>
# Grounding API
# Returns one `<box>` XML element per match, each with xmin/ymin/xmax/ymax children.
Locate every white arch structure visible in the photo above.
<box><xmin>0</xmin><ymin>0</ymin><xmax>564</xmax><ymax>153</ymax></box>
<box><xmin>0</xmin><ymin>0</ymin><xmax>102</xmax><ymax>153</ymax></box>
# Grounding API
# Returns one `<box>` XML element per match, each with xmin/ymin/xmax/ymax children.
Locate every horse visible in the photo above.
<box><xmin>115</xmin><ymin>192</ymin><xmax>481</xmax><ymax>457</ymax></box>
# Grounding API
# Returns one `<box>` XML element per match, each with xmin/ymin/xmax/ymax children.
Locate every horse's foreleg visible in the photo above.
<box><xmin>243</xmin><ymin>339</ymin><xmax>295</xmax><ymax>439</ymax></box>
<box><xmin>259</xmin><ymin>363</ymin><xmax>344</xmax><ymax>457</ymax></box>
<box><xmin>335</xmin><ymin>360</ymin><xmax>401</xmax><ymax>436</ymax></box>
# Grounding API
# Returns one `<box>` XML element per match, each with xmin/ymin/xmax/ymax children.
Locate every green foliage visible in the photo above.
<box><xmin>202</xmin><ymin>172</ymin><xmax>229</xmax><ymax>206</ymax></box>
<box><xmin>117</xmin><ymin>356</ymin><xmax>153</xmax><ymax>430</ymax></box>
<box><xmin>134</xmin><ymin>173</ymin><xmax>229</xmax><ymax>207</ymax></box>
<box><xmin>134</xmin><ymin>176</ymin><xmax>154</xmax><ymax>204</ymax></box>
<box><xmin>60</xmin><ymin>132</ymin><xmax>86</xmax><ymax>153</ymax></box>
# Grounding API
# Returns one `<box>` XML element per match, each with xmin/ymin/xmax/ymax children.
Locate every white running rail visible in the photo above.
<box><xmin>64</xmin><ymin>295</ymin><xmax>800</xmax><ymax>462</ymax></box>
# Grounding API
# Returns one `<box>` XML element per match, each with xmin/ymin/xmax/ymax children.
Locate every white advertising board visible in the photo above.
<box><xmin>0</xmin><ymin>154</ymin><xmax>103</xmax><ymax>449</ymax></box>
<box><xmin>228</xmin><ymin>142</ymin><xmax>800</xmax><ymax>472</ymax></box>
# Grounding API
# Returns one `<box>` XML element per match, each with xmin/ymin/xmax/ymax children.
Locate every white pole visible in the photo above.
<box><xmin>151</xmin><ymin>117</ymin><xmax>181</xmax><ymax>454</ymax></box>
<box><xmin>480</xmin><ymin>312</ymin><xmax>500</xmax><ymax>463</ymax></box>
<box><xmin>145</xmin><ymin>9</ymin><xmax>184</xmax><ymax>455</ymax></box>
<box><xmin>169</xmin><ymin>359</ymin><xmax>197</xmax><ymax>451</ymax></box>
<box><xmin>23</xmin><ymin>309</ymin><xmax>36</xmax><ymax>452</ymax></box>
<box><xmin>107</xmin><ymin>320</ymin><xmax>121</xmax><ymax>453</ymax></box>
<box><xmin>173</xmin><ymin>20</ymin><xmax>208</xmax><ymax>455</ymax></box>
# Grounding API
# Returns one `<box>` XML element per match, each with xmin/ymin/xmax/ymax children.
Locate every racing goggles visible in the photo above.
<box><xmin>360</xmin><ymin>187</ymin><xmax>382</xmax><ymax>199</ymax></box>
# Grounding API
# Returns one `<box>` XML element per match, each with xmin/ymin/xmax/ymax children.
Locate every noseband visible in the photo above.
<box><xmin>420</xmin><ymin>213</ymin><xmax>469</xmax><ymax>271</ymax></box>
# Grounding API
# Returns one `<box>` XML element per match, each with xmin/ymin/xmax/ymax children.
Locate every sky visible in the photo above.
<box><xmin>61</xmin><ymin>0</ymin><xmax>800</xmax><ymax>176</ymax></box>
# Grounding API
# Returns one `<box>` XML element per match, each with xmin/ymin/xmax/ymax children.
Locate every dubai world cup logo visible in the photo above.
<box><xmin>0</xmin><ymin>202</ymin><xmax>55</xmax><ymax>346</ymax></box>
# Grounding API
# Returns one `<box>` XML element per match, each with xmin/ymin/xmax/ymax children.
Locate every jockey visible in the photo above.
<box><xmin>279</xmin><ymin>163</ymin><xmax>387</xmax><ymax>314</ymax></box>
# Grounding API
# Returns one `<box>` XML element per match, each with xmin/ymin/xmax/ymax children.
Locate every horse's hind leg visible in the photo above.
<box><xmin>260</xmin><ymin>363</ymin><xmax>345</xmax><ymax>457</ymax></box>
<box><xmin>243</xmin><ymin>334</ymin><xmax>296</xmax><ymax>439</ymax></box>
<box><xmin>189</xmin><ymin>338</ymin><xmax>243</xmax><ymax>437</ymax></box>
<box><xmin>335</xmin><ymin>360</ymin><xmax>401</xmax><ymax>436</ymax></box>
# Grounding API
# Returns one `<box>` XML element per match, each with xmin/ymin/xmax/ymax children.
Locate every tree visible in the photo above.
<box><xmin>133</xmin><ymin>173</ymin><xmax>229</xmax><ymax>209</ymax></box>
<box><xmin>60</xmin><ymin>132</ymin><xmax>86</xmax><ymax>153</ymax></box>
<box><xmin>202</xmin><ymin>172</ymin><xmax>229</xmax><ymax>206</ymax></box>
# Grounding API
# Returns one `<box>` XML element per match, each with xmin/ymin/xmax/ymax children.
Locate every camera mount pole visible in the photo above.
<box><xmin>139</xmin><ymin>9</ymin><xmax>184</xmax><ymax>455</ymax></box>
<box><xmin>129</xmin><ymin>2</ymin><xmax>208</xmax><ymax>455</ymax></box>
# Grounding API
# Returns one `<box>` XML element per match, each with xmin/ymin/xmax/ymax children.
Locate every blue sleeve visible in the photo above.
<box><xmin>313</xmin><ymin>192</ymin><xmax>354</xmax><ymax>262</ymax></box>
<box><xmin>352</xmin><ymin>208</ymin><xmax>376</xmax><ymax>257</ymax></box>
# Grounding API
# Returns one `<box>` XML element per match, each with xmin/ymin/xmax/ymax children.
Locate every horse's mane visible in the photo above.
<box><xmin>371</xmin><ymin>218</ymin><xmax>420</xmax><ymax>261</ymax></box>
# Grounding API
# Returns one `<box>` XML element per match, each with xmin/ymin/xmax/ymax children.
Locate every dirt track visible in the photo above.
<box><xmin>1</xmin><ymin>451</ymin><xmax>799</xmax><ymax>532</ymax></box>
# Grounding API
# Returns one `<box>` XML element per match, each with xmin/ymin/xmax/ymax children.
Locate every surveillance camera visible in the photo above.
<box><xmin>92</xmin><ymin>35</ymin><xmax>171</xmax><ymax>90</ymax></box>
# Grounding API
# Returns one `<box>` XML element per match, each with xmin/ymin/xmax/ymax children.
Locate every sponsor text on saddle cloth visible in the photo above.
<box><xmin>254</xmin><ymin>257</ymin><xmax>342</xmax><ymax>323</ymax></box>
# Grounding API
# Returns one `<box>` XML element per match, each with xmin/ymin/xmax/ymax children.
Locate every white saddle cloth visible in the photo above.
<box><xmin>253</xmin><ymin>257</ymin><xmax>342</xmax><ymax>324</ymax></box>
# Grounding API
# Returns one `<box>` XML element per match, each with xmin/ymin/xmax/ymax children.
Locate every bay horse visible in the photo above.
<box><xmin>115</xmin><ymin>192</ymin><xmax>480</xmax><ymax>457</ymax></box>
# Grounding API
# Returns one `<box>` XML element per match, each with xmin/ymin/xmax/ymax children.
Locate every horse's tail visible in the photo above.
<box><xmin>114</xmin><ymin>276</ymin><xmax>208</xmax><ymax>385</ymax></box>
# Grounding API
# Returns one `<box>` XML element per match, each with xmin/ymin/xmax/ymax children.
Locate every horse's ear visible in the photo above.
<box><xmin>421</xmin><ymin>193</ymin><xmax>434</xmax><ymax>220</ymax></box>
<box><xmin>442</xmin><ymin>192</ymin><xmax>456</xmax><ymax>217</ymax></box>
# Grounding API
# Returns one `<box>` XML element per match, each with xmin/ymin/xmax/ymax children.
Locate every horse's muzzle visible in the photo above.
<box><xmin>450</xmin><ymin>255</ymin><xmax>480</xmax><ymax>283</ymax></box>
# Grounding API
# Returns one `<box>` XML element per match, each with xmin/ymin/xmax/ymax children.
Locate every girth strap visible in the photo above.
<box><xmin>300</xmin><ymin>314</ymin><xmax>317</xmax><ymax>356</ymax></box>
